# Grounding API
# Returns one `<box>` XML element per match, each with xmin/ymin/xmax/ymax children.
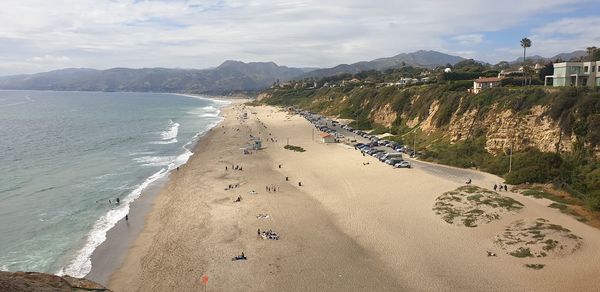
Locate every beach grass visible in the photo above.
<box><xmin>284</xmin><ymin>145</ymin><xmax>306</xmax><ymax>152</ymax></box>
<box><xmin>433</xmin><ymin>185</ymin><xmax>523</xmax><ymax>227</ymax></box>
<box><xmin>525</xmin><ymin>264</ymin><xmax>545</xmax><ymax>270</ymax></box>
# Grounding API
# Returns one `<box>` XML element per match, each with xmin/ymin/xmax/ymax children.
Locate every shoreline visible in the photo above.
<box><xmin>83</xmin><ymin>98</ymin><xmax>236</xmax><ymax>284</ymax></box>
<box><xmin>106</xmin><ymin>104</ymin><xmax>600</xmax><ymax>291</ymax></box>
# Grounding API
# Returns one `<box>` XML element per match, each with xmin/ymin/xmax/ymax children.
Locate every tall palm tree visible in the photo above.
<box><xmin>520</xmin><ymin>38</ymin><xmax>532</xmax><ymax>86</ymax></box>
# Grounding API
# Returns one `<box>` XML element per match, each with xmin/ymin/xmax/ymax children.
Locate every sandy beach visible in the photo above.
<box><xmin>105</xmin><ymin>103</ymin><xmax>600</xmax><ymax>291</ymax></box>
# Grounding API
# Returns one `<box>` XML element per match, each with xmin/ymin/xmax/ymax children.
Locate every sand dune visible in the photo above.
<box><xmin>108</xmin><ymin>104</ymin><xmax>600</xmax><ymax>291</ymax></box>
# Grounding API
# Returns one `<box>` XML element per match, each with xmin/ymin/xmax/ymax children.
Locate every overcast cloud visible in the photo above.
<box><xmin>1</xmin><ymin>0</ymin><xmax>599</xmax><ymax>75</ymax></box>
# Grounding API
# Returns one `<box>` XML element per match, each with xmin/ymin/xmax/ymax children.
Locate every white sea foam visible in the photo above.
<box><xmin>133</xmin><ymin>155</ymin><xmax>177</xmax><ymax>167</ymax></box>
<box><xmin>150</xmin><ymin>138</ymin><xmax>178</xmax><ymax>145</ymax></box>
<box><xmin>57</xmin><ymin>168</ymin><xmax>168</xmax><ymax>278</ymax></box>
<box><xmin>174</xmin><ymin>93</ymin><xmax>232</xmax><ymax>105</ymax></box>
<box><xmin>160</xmin><ymin>119</ymin><xmax>180</xmax><ymax>141</ymax></box>
<box><xmin>128</xmin><ymin>151</ymin><xmax>156</xmax><ymax>156</ymax></box>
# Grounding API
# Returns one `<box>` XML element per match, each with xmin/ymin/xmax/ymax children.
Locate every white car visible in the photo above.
<box><xmin>394</xmin><ymin>161</ymin><xmax>411</xmax><ymax>168</ymax></box>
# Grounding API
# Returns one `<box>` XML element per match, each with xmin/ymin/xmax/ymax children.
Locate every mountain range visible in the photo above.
<box><xmin>511</xmin><ymin>50</ymin><xmax>587</xmax><ymax>64</ymax></box>
<box><xmin>300</xmin><ymin>50</ymin><xmax>468</xmax><ymax>79</ymax></box>
<box><xmin>0</xmin><ymin>61</ymin><xmax>309</xmax><ymax>94</ymax></box>
<box><xmin>0</xmin><ymin>50</ymin><xmax>588</xmax><ymax>94</ymax></box>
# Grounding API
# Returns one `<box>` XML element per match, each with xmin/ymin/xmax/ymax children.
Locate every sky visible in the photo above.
<box><xmin>1</xmin><ymin>0</ymin><xmax>600</xmax><ymax>75</ymax></box>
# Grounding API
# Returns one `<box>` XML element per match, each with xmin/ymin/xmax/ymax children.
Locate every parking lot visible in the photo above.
<box><xmin>294</xmin><ymin>109</ymin><xmax>417</xmax><ymax>169</ymax></box>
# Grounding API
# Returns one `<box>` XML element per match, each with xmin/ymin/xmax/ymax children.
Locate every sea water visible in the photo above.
<box><xmin>0</xmin><ymin>90</ymin><xmax>228</xmax><ymax>277</ymax></box>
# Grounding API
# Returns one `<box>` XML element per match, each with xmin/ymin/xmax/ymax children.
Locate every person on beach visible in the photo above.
<box><xmin>493</xmin><ymin>184</ymin><xmax>497</xmax><ymax>191</ymax></box>
<box><xmin>125</xmin><ymin>214</ymin><xmax>129</xmax><ymax>221</ymax></box>
<box><xmin>116</xmin><ymin>198</ymin><xmax>120</xmax><ymax>204</ymax></box>
<box><xmin>109</xmin><ymin>199</ymin><xmax>111</xmax><ymax>204</ymax></box>
<box><xmin>298</xmin><ymin>182</ymin><xmax>302</xmax><ymax>186</ymax></box>
<box><xmin>504</xmin><ymin>185</ymin><xmax>508</xmax><ymax>191</ymax></box>
<box><xmin>225</xmin><ymin>166</ymin><xmax>228</xmax><ymax>170</ymax></box>
<box><xmin>258</xmin><ymin>229</ymin><xmax>261</xmax><ymax>237</ymax></box>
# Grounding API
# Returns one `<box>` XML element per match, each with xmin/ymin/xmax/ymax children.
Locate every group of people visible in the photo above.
<box><xmin>266</xmin><ymin>184</ymin><xmax>280</xmax><ymax>192</ymax></box>
<box><xmin>225</xmin><ymin>183</ymin><xmax>240</xmax><ymax>191</ymax></box>
<box><xmin>107</xmin><ymin>197</ymin><xmax>120</xmax><ymax>204</ymax></box>
<box><xmin>226</xmin><ymin>165</ymin><xmax>243</xmax><ymax>171</ymax></box>
<box><xmin>257</xmin><ymin>228</ymin><xmax>279</xmax><ymax>240</ymax></box>
<box><xmin>494</xmin><ymin>184</ymin><xmax>509</xmax><ymax>192</ymax></box>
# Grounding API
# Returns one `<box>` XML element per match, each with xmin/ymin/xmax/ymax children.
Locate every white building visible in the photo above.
<box><xmin>320</xmin><ymin>133</ymin><xmax>336</xmax><ymax>143</ymax></box>
<box><xmin>472</xmin><ymin>77</ymin><xmax>502</xmax><ymax>94</ymax></box>
<box><xmin>545</xmin><ymin>61</ymin><xmax>599</xmax><ymax>87</ymax></box>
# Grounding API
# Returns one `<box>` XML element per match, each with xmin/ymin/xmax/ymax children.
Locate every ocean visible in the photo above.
<box><xmin>0</xmin><ymin>90</ymin><xmax>227</xmax><ymax>277</ymax></box>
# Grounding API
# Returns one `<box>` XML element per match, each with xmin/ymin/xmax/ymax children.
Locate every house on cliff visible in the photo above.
<box><xmin>545</xmin><ymin>61</ymin><xmax>600</xmax><ymax>87</ymax></box>
<box><xmin>471</xmin><ymin>77</ymin><xmax>503</xmax><ymax>94</ymax></box>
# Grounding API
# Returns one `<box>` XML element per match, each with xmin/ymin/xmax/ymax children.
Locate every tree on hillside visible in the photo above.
<box><xmin>520</xmin><ymin>38</ymin><xmax>532</xmax><ymax>86</ymax></box>
<box><xmin>453</xmin><ymin>59</ymin><xmax>488</xmax><ymax>73</ymax></box>
<box><xmin>587</xmin><ymin>46</ymin><xmax>599</xmax><ymax>62</ymax></box>
<box><xmin>538</xmin><ymin>63</ymin><xmax>553</xmax><ymax>82</ymax></box>
<box><xmin>494</xmin><ymin>61</ymin><xmax>510</xmax><ymax>70</ymax></box>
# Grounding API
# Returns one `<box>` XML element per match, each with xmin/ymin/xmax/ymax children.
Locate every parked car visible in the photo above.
<box><xmin>380</xmin><ymin>153</ymin><xmax>403</xmax><ymax>161</ymax></box>
<box><xmin>394</xmin><ymin>161</ymin><xmax>411</xmax><ymax>168</ymax></box>
<box><xmin>386</xmin><ymin>158</ymin><xmax>404</xmax><ymax>165</ymax></box>
<box><xmin>373</xmin><ymin>152</ymin><xmax>387</xmax><ymax>159</ymax></box>
<box><xmin>368</xmin><ymin>149</ymin><xmax>383</xmax><ymax>155</ymax></box>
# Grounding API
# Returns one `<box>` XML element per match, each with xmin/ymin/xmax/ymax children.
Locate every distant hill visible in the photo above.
<box><xmin>511</xmin><ymin>50</ymin><xmax>587</xmax><ymax>64</ymax></box>
<box><xmin>301</xmin><ymin>50</ymin><xmax>468</xmax><ymax>79</ymax></box>
<box><xmin>0</xmin><ymin>61</ymin><xmax>311</xmax><ymax>94</ymax></box>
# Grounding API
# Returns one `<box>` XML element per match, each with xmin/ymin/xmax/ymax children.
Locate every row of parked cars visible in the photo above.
<box><xmin>294</xmin><ymin>108</ymin><xmax>416</xmax><ymax>168</ymax></box>
<box><xmin>355</xmin><ymin>143</ymin><xmax>411</xmax><ymax>168</ymax></box>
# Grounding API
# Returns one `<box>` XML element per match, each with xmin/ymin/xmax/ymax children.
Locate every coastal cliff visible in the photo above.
<box><xmin>261</xmin><ymin>85</ymin><xmax>599</xmax><ymax>156</ymax></box>
<box><xmin>0</xmin><ymin>271</ymin><xmax>111</xmax><ymax>292</ymax></box>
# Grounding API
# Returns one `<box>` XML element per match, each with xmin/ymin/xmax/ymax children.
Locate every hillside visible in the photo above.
<box><xmin>511</xmin><ymin>50</ymin><xmax>587</xmax><ymax>64</ymax></box>
<box><xmin>259</xmin><ymin>82</ymin><xmax>600</xmax><ymax>210</ymax></box>
<box><xmin>0</xmin><ymin>61</ymin><xmax>310</xmax><ymax>94</ymax></box>
<box><xmin>300</xmin><ymin>50</ymin><xmax>468</xmax><ymax>79</ymax></box>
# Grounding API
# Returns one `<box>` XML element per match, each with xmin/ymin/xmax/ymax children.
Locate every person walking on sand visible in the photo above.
<box><xmin>258</xmin><ymin>229</ymin><xmax>261</xmax><ymax>237</ymax></box>
<box><xmin>125</xmin><ymin>214</ymin><xmax>129</xmax><ymax>221</ymax></box>
<box><xmin>493</xmin><ymin>184</ymin><xmax>497</xmax><ymax>191</ymax></box>
<box><xmin>504</xmin><ymin>185</ymin><xmax>508</xmax><ymax>191</ymax></box>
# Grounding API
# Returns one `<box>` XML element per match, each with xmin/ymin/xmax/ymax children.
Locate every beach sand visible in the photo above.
<box><xmin>106</xmin><ymin>103</ymin><xmax>600</xmax><ymax>291</ymax></box>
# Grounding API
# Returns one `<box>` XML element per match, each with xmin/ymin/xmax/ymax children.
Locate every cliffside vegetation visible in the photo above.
<box><xmin>261</xmin><ymin>81</ymin><xmax>600</xmax><ymax>211</ymax></box>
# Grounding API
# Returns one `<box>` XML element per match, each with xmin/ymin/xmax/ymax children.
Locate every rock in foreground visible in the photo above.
<box><xmin>0</xmin><ymin>271</ymin><xmax>111</xmax><ymax>292</ymax></box>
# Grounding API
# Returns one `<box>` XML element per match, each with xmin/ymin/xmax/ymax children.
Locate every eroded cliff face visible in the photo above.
<box><xmin>449</xmin><ymin>105</ymin><xmax>575</xmax><ymax>154</ymax></box>
<box><xmin>371</xmin><ymin>103</ymin><xmax>397</xmax><ymax>126</ymax></box>
<box><xmin>369</xmin><ymin>96</ymin><xmax>578</xmax><ymax>155</ymax></box>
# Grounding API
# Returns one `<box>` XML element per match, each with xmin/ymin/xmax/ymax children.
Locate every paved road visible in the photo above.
<box><xmin>405</xmin><ymin>158</ymin><xmax>487</xmax><ymax>184</ymax></box>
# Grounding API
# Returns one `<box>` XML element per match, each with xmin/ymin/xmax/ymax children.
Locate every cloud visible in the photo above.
<box><xmin>451</xmin><ymin>34</ymin><xmax>484</xmax><ymax>46</ymax></box>
<box><xmin>28</xmin><ymin>55</ymin><xmax>71</xmax><ymax>63</ymax></box>
<box><xmin>0</xmin><ymin>0</ymin><xmax>595</xmax><ymax>75</ymax></box>
<box><xmin>528</xmin><ymin>16</ymin><xmax>600</xmax><ymax>58</ymax></box>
